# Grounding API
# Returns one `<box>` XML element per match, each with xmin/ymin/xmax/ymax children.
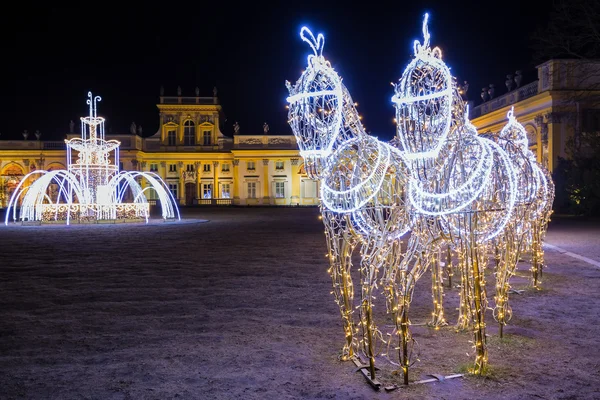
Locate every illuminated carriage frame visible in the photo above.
<box><xmin>5</xmin><ymin>92</ymin><xmax>180</xmax><ymax>225</ymax></box>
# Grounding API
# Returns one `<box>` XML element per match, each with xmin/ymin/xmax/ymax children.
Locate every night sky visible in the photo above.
<box><xmin>3</xmin><ymin>1</ymin><xmax>551</xmax><ymax>142</ymax></box>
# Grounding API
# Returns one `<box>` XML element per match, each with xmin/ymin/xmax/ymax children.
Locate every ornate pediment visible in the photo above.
<box><xmin>240</xmin><ymin>138</ymin><xmax>262</xmax><ymax>145</ymax></box>
<box><xmin>268</xmin><ymin>137</ymin><xmax>290</xmax><ymax>145</ymax></box>
<box><xmin>182</xmin><ymin>170</ymin><xmax>196</xmax><ymax>181</ymax></box>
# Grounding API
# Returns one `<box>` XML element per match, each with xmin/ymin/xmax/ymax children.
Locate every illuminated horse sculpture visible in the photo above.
<box><xmin>489</xmin><ymin>108</ymin><xmax>555</xmax><ymax>336</ymax></box>
<box><xmin>286</xmin><ymin>28</ymin><xmax>423</xmax><ymax>385</ymax></box>
<box><xmin>392</xmin><ymin>13</ymin><xmax>521</xmax><ymax>375</ymax></box>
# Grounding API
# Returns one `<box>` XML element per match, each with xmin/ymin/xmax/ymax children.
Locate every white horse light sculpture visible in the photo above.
<box><xmin>5</xmin><ymin>92</ymin><xmax>180</xmax><ymax>225</ymax></box>
<box><xmin>286</xmin><ymin>27</ymin><xmax>414</xmax><ymax>386</ymax></box>
<box><xmin>392</xmin><ymin>13</ymin><xmax>521</xmax><ymax>375</ymax></box>
<box><xmin>393</xmin><ymin>13</ymin><xmax>555</xmax><ymax>375</ymax></box>
<box><xmin>490</xmin><ymin>108</ymin><xmax>555</xmax><ymax>335</ymax></box>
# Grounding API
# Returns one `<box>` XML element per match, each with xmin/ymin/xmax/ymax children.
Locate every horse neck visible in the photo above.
<box><xmin>331</xmin><ymin>87</ymin><xmax>367</xmax><ymax>149</ymax></box>
<box><xmin>409</xmin><ymin>117</ymin><xmax>469</xmax><ymax>182</ymax></box>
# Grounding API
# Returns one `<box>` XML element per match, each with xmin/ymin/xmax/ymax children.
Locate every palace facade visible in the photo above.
<box><xmin>0</xmin><ymin>93</ymin><xmax>320</xmax><ymax>208</ymax></box>
<box><xmin>470</xmin><ymin>59</ymin><xmax>600</xmax><ymax>172</ymax></box>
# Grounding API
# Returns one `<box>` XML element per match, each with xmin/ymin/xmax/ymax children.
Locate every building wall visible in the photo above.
<box><xmin>470</xmin><ymin>59</ymin><xmax>600</xmax><ymax>173</ymax></box>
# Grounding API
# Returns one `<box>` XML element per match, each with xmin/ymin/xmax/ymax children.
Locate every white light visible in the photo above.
<box><xmin>5</xmin><ymin>92</ymin><xmax>180</xmax><ymax>225</ymax></box>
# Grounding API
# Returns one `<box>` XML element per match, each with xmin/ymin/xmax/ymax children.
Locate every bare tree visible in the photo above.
<box><xmin>531</xmin><ymin>0</ymin><xmax>600</xmax><ymax>100</ymax></box>
<box><xmin>532</xmin><ymin>0</ymin><xmax>600</xmax><ymax>216</ymax></box>
<box><xmin>532</xmin><ymin>0</ymin><xmax>600</xmax><ymax>62</ymax></box>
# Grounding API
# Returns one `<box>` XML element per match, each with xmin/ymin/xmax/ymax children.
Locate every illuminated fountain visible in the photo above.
<box><xmin>5</xmin><ymin>92</ymin><xmax>180</xmax><ymax>225</ymax></box>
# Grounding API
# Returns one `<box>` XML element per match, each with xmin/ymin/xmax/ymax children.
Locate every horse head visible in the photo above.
<box><xmin>391</xmin><ymin>13</ymin><xmax>458</xmax><ymax>160</ymax></box>
<box><xmin>286</xmin><ymin>27</ymin><xmax>345</xmax><ymax>179</ymax></box>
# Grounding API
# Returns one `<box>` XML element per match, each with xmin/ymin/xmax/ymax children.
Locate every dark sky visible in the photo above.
<box><xmin>2</xmin><ymin>1</ymin><xmax>550</xmax><ymax>142</ymax></box>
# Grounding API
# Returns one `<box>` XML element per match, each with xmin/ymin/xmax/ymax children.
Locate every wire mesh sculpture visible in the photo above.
<box><xmin>489</xmin><ymin>108</ymin><xmax>555</xmax><ymax>336</ymax></box>
<box><xmin>394</xmin><ymin>14</ymin><xmax>507</xmax><ymax>376</ymax></box>
<box><xmin>392</xmin><ymin>13</ymin><xmax>554</xmax><ymax>376</ymax></box>
<box><xmin>286</xmin><ymin>28</ymin><xmax>414</xmax><ymax>385</ymax></box>
<box><xmin>5</xmin><ymin>92</ymin><xmax>180</xmax><ymax>225</ymax></box>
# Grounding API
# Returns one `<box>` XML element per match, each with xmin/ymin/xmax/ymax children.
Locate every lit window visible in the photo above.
<box><xmin>203</xmin><ymin>184</ymin><xmax>212</xmax><ymax>198</ymax></box>
<box><xmin>222</xmin><ymin>163</ymin><xmax>230</xmax><ymax>172</ymax></box>
<box><xmin>275</xmin><ymin>161</ymin><xmax>284</xmax><ymax>170</ymax></box>
<box><xmin>222</xmin><ymin>184</ymin><xmax>230</xmax><ymax>198</ymax></box>
<box><xmin>150</xmin><ymin>163</ymin><xmax>158</xmax><ymax>172</ymax></box>
<box><xmin>275</xmin><ymin>182</ymin><xmax>285</xmax><ymax>198</ymax></box>
<box><xmin>168</xmin><ymin>183</ymin><xmax>178</xmax><ymax>198</ymax></box>
<box><xmin>247</xmin><ymin>182</ymin><xmax>256</xmax><ymax>198</ymax></box>
<box><xmin>247</xmin><ymin>161</ymin><xmax>255</xmax><ymax>171</ymax></box>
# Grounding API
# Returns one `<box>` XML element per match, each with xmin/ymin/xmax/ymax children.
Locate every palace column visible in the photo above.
<box><xmin>160</xmin><ymin>161</ymin><xmax>167</xmax><ymax>180</ymax></box>
<box><xmin>195</xmin><ymin>161</ymin><xmax>201</xmax><ymax>200</ymax></box>
<box><xmin>545</xmin><ymin>111</ymin><xmax>564</xmax><ymax>172</ymax></box>
<box><xmin>178</xmin><ymin>161</ymin><xmax>184</xmax><ymax>205</ymax></box>
<box><xmin>139</xmin><ymin>161</ymin><xmax>147</xmax><ymax>192</ymax></box>
<box><xmin>213</xmin><ymin>161</ymin><xmax>219</xmax><ymax>199</ymax></box>
<box><xmin>232</xmin><ymin>159</ymin><xmax>240</xmax><ymax>204</ymax></box>
<box><xmin>534</xmin><ymin>115</ymin><xmax>545</xmax><ymax>165</ymax></box>
<box><xmin>290</xmin><ymin>158</ymin><xmax>300</xmax><ymax>205</ymax></box>
<box><xmin>262</xmin><ymin>159</ymin><xmax>270</xmax><ymax>205</ymax></box>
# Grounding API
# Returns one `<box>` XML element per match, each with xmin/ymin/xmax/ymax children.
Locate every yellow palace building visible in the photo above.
<box><xmin>470</xmin><ymin>59</ymin><xmax>600</xmax><ymax>172</ymax></box>
<box><xmin>0</xmin><ymin>91</ymin><xmax>320</xmax><ymax>208</ymax></box>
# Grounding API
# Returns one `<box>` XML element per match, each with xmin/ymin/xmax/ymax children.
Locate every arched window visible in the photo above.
<box><xmin>184</xmin><ymin>120</ymin><xmax>195</xmax><ymax>145</ymax></box>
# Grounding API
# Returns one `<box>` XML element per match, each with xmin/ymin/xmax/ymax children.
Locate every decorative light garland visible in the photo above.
<box><xmin>5</xmin><ymin>92</ymin><xmax>180</xmax><ymax>225</ymax></box>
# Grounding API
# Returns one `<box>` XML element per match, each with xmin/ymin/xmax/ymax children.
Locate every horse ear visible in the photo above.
<box><xmin>316</xmin><ymin>33</ymin><xmax>325</xmax><ymax>56</ymax></box>
<box><xmin>300</xmin><ymin>27</ymin><xmax>320</xmax><ymax>57</ymax></box>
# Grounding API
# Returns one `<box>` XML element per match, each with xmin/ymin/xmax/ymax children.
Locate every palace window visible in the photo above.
<box><xmin>149</xmin><ymin>163</ymin><xmax>158</xmax><ymax>172</ymax></box>
<box><xmin>222</xmin><ymin>183</ymin><xmax>230</xmax><ymax>198</ymax></box>
<box><xmin>169</xmin><ymin>164</ymin><xmax>177</xmax><ymax>172</ymax></box>
<box><xmin>169</xmin><ymin>183</ymin><xmax>178</xmax><ymax>199</ymax></box>
<box><xmin>203</xmin><ymin>164</ymin><xmax>211</xmax><ymax>172</ymax></box>
<box><xmin>275</xmin><ymin>182</ymin><xmax>285</xmax><ymax>198</ymax></box>
<box><xmin>147</xmin><ymin>188</ymin><xmax>158</xmax><ymax>200</ymax></box>
<box><xmin>275</xmin><ymin>161</ymin><xmax>284</xmax><ymax>170</ymax></box>
<box><xmin>186</xmin><ymin>164</ymin><xmax>194</xmax><ymax>172</ymax></box>
<box><xmin>167</xmin><ymin>130</ymin><xmax>176</xmax><ymax>146</ymax></box>
<box><xmin>247</xmin><ymin>182</ymin><xmax>256</xmax><ymax>198</ymax></box>
<box><xmin>184</xmin><ymin>120</ymin><xmax>196</xmax><ymax>145</ymax></box>
<box><xmin>221</xmin><ymin>163</ymin><xmax>230</xmax><ymax>172</ymax></box>
<box><xmin>303</xmin><ymin>180</ymin><xmax>317</xmax><ymax>198</ymax></box>
<box><xmin>203</xmin><ymin>184</ymin><xmax>212</xmax><ymax>198</ymax></box>
<box><xmin>203</xmin><ymin>130</ymin><xmax>211</xmax><ymax>145</ymax></box>
<box><xmin>247</xmin><ymin>161</ymin><xmax>255</xmax><ymax>171</ymax></box>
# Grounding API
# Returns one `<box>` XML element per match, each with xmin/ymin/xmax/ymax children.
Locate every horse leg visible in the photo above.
<box><xmin>429</xmin><ymin>244</ymin><xmax>447</xmax><ymax>327</ymax></box>
<box><xmin>322</xmin><ymin>209</ymin><xmax>358</xmax><ymax>359</ymax></box>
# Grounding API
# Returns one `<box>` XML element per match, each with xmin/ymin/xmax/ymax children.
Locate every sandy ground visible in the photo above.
<box><xmin>0</xmin><ymin>207</ymin><xmax>599</xmax><ymax>400</ymax></box>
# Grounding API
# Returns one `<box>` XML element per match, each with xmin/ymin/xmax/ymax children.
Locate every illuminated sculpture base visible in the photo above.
<box><xmin>35</xmin><ymin>203</ymin><xmax>150</xmax><ymax>224</ymax></box>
